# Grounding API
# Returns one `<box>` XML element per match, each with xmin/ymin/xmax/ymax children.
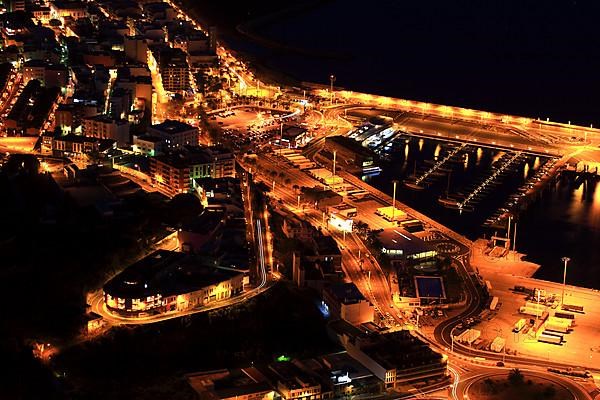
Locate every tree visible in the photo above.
<box><xmin>353</xmin><ymin>220</ymin><xmax>370</xmax><ymax>238</ymax></box>
<box><xmin>292</xmin><ymin>184</ymin><xmax>299</xmax><ymax>193</ymax></box>
<box><xmin>284</xmin><ymin>178</ymin><xmax>292</xmax><ymax>185</ymax></box>
<box><xmin>508</xmin><ymin>368</ymin><xmax>524</xmax><ymax>386</ymax></box>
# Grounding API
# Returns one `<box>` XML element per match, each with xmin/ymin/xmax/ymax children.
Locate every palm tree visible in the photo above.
<box><xmin>508</xmin><ymin>368</ymin><xmax>524</xmax><ymax>386</ymax></box>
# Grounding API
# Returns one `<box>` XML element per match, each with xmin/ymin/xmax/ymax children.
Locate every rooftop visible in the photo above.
<box><xmin>103</xmin><ymin>250</ymin><xmax>242</xmax><ymax>299</ymax></box>
<box><xmin>149</xmin><ymin>119</ymin><xmax>196</xmax><ymax>135</ymax></box>
<box><xmin>324</xmin><ymin>283</ymin><xmax>366</xmax><ymax>305</ymax></box>
<box><xmin>377</xmin><ymin>228</ymin><xmax>433</xmax><ymax>256</ymax></box>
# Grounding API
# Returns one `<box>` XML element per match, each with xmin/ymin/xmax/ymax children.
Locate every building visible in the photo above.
<box><xmin>322</xmin><ymin>283</ymin><xmax>374</xmax><ymax>325</ymax></box>
<box><xmin>4</xmin><ymin>79</ymin><xmax>60</xmax><ymax>136</ymax></box>
<box><xmin>103</xmin><ymin>250</ymin><xmax>245</xmax><ymax>317</ymax></box>
<box><xmin>322</xmin><ymin>136</ymin><xmax>378</xmax><ymax>174</ymax></box>
<box><xmin>178</xmin><ymin>208</ymin><xmax>225</xmax><ymax>254</ymax></box>
<box><xmin>124</xmin><ymin>35</ymin><xmax>149</xmax><ymax>63</ymax></box>
<box><xmin>279</xmin><ymin>125</ymin><xmax>309</xmax><ymax>148</ymax></box>
<box><xmin>23</xmin><ymin>60</ymin><xmax>69</xmax><ymax>88</ymax></box>
<box><xmin>187</xmin><ymin>368</ymin><xmax>275</xmax><ymax>400</ymax></box>
<box><xmin>45</xmin><ymin>133</ymin><xmax>116</xmax><ymax>159</ymax></box>
<box><xmin>377</xmin><ymin>228</ymin><xmax>437</xmax><ymax>263</ymax></box>
<box><xmin>132</xmin><ymin>134</ymin><xmax>164</xmax><ymax>156</ymax></box>
<box><xmin>301</xmin><ymin>188</ymin><xmax>342</xmax><ymax>211</ymax></box>
<box><xmin>330</xmin><ymin>322</ymin><xmax>448</xmax><ymax>389</ymax></box>
<box><xmin>82</xmin><ymin>115</ymin><xmax>130</xmax><ymax>147</ymax></box>
<box><xmin>266</xmin><ymin>362</ymin><xmax>332</xmax><ymax>400</ymax></box>
<box><xmin>147</xmin><ymin>119</ymin><xmax>198</xmax><ymax>148</ymax></box>
<box><xmin>153</xmin><ymin>46</ymin><xmax>190</xmax><ymax>92</ymax></box>
<box><xmin>50</xmin><ymin>0</ymin><xmax>87</xmax><ymax>20</ymax></box>
<box><xmin>150</xmin><ymin>145</ymin><xmax>235</xmax><ymax>197</ymax></box>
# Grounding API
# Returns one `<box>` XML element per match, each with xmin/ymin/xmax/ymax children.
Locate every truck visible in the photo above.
<box><xmin>485</xmin><ymin>280</ymin><xmax>493</xmax><ymax>292</ymax></box>
<box><xmin>513</xmin><ymin>318</ymin><xmax>526</xmax><ymax>333</ymax></box>
<box><xmin>490</xmin><ymin>296</ymin><xmax>499</xmax><ymax>311</ymax></box>
<box><xmin>538</xmin><ymin>333</ymin><xmax>562</xmax><ymax>345</ymax></box>
<box><xmin>490</xmin><ymin>336</ymin><xmax>506</xmax><ymax>353</ymax></box>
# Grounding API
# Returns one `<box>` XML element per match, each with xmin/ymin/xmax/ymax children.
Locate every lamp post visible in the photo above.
<box><xmin>392</xmin><ymin>180</ymin><xmax>398</xmax><ymax>222</ymax></box>
<box><xmin>561</xmin><ymin>257</ymin><xmax>571</xmax><ymax>305</ymax></box>
<box><xmin>329</xmin><ymin>74</ymin><xmax>335</xmax><ymax>105</ymax></box>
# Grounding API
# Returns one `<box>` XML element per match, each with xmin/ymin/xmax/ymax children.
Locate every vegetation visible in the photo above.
<box><xmin>470</xmin><ymin>371</ymin><xmax>573</xmax><ymax>400</ymax></box>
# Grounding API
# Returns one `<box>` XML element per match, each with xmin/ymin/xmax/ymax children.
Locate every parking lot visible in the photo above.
<box><xmin>469</xmin><ymin>241</ymin><xmax>600</xmax><ymax>368</ymax></box>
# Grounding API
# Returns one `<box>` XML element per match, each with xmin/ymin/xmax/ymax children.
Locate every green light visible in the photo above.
<box><xmin>276</xmin><ymin>355</ymin><xmax>290</xmax><ymax>362</ymax></box>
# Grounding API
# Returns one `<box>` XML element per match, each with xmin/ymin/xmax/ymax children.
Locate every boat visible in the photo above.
<box><xmin>404</xmin><ymin>180</ymin><xmax>425</xmax><ymax>191</ymax></box>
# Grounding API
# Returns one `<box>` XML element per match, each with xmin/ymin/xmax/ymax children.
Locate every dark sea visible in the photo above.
<box><xmin>197</xmin><ymin>0</ymin><xmax>600</xmax><ymax>288</ymax></box>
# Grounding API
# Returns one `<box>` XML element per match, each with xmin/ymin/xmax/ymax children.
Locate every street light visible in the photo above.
<box><xmin>561</xmin><ymin>257</ymin><xmax>571</xmax><ymax>305</ymax></box>
<box><xmin>329</xmin><ymin>74</ymin><xmax>335</xmax><ymax>105</ymax></box>
<box><xmin>392</xmin><ymin>180</ymin><xmax>398</xmax><ymax>222</ymax></box>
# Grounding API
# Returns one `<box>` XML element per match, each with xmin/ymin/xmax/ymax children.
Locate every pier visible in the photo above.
<box><xmin>404</xmin><ymin>142</ymin><xmax>467</xmax><ymax>190</ymax></box>
<box><xmin>439</xmin><ymin>151</ymin><xmax>524</xmax><ymax>212</ymax></box>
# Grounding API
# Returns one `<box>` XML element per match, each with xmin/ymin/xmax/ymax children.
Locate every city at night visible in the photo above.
<box><xmin>3</xmin><ymin>0</ymin><xmax>600</xmax><ymax>399</ymax></box>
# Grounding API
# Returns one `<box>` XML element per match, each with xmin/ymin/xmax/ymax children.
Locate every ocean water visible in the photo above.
<box><xmin>248</xmin><ymin>0</ymin><xmax>600</xmax><ymax>126</ymax></box>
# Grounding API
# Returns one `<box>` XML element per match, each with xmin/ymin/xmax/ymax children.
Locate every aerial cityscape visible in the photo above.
<box><xmin>3</xmin><ymin>0</ymin><xmax>600</xmax><ymax>399</ymax></box>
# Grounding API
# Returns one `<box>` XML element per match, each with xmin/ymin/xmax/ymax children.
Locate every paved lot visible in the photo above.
<box><xmin>471</xmin><ymin>240</ymin><xmax>600</xmax><ymax>369</ymax></box>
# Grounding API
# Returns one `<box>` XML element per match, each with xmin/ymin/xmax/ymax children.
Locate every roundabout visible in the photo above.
<box><xmin>451</xmin><ymin>367</ymin><xmax>588</xmax><ymax>400</ymax></box>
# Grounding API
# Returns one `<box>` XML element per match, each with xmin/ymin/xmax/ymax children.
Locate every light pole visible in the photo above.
<box><xmin>297</xmin><ymin>195</ymin><xmax>300</xmax><ymax>209</ymax></box>
<box><xmin>329</xmin><ymin>74</ymin><xmax>335</xmax><ymax>105</ymax></box>
<box><xmin>561</xmin><ymin>257</ymin><xmax>571</xmax><ymax>305</ymax></box>
<box><xmin>392</xmin><ymin>180</ymin><xmax>398</xmax><ymax>222</ymax></box>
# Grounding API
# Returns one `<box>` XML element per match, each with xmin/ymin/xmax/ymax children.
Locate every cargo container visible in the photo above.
<box><xmin>519</xmin><ymin>306</ymin><xmax>545</xmax><ymax>317</ymax></box>
<box><xmin>562</xmin><ymin>304</ymin><xmax>584</xmax><ymax>313</ymax></box>
<box><xmin>525</xmin><ymin>301</ymin><xmax>546</xmax><ymax>310</ymax></box>
<box><xmin>513</xmin><ymin>318</ymin><xmax>526</xmax><ymax>333</ymax></box>
<box><xmin>554</xmin><ymin>311</ymin><xmax>575</xmax><ymax>320</ymax></box>
<box><xmin>545</xmin><ymin>322</ymin><xmax>569</xmax><ymax>334</ymax></box>
<box><xmin>456</xmin><ymin>329</ymin><xmax>481</xmax><ymax>345</ymax></box>
<box><xmin>490</xmin><ymin>296</ymin><xmax>499</xmax><ymax>311</ymax></box>
<box><xmin>548</xmin><ymin>316</ymin><xmax>572</xmax><ymax>327</ymax></box>
<box><xmin>490</xmin><ymin>336</ymin><xmax>506</xmax><ymax>353</ymax></box>
<box><xmin>538</xmin><ymin>334</ymin><xmax>562</xmax><ymax>344</ymax></box>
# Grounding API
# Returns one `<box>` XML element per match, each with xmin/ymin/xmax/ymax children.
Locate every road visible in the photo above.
<box><xmin>450</xmin><ymin>367</ymin><xmax>591</xmax><ymax>400</ymax></box>
<box><xmin>88</xmin><ymin>169</ymin><xmax>275</xmax><ymax>326</ymax></box>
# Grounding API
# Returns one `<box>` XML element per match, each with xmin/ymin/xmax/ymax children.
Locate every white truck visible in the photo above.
<box><xmin>490</xmin><ymin>296</ymin><xmax>499</xmax><ymax>311</ymax></box>
<box><xmin>513</xmin><ymin>318</ymin><xmax>526</xmax><ymax>333</ymax></box>
<box><xmin>490</xmin><ymin>336</ymin><xmax>506</xmax><ymax>353</ymax></box>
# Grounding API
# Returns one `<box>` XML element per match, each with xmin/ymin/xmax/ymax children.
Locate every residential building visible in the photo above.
<box><xmin>82</xmin><ymin>114</ymin><xmax>130</xmax><ymax>147</ymax></box>
<box><xmin>103</xmin><ymin>250</ymin><xmax>245</xmax><ymax>317</ymax></box>
<box><xmin>132</xmin><ymin>134</ymin><xmax>164</xmax><ymax>156</ymax></box>
<box><xmin>5</xmin><ymin>79</ymin><xmax>60</xmax><ymax>136</ymax></box>
<box><xmin>178</xmin><ymin>208</ymin><xmax>225</xmax><ymax>254</ymax></box>
<box><xmin>266</xmin><ymin>362</ymin><xmax>332</xmax><ymax>400</ymax></box>
<box><xmin>45</xmin><ymin>132</ymin><xmax>116</xmax><ymax>158</ymax></box>
<box><xmin>156</xmin><ymin>46</ymin><xmax>189</xmax><ymax>92</ymax></box>
<box><xmin>50</xmin><ymin>0</ymin><xmax>87</xmax><ymax>20</ymax></box>
<box><xmin>322</xmin><ymin>283</ymin><xmax>374</xmax><ymax>325</ymax></box>
<box><xmin>147</xmin><ymin>119</ymin><xmax>198</xmax><ymax>148</ymax></box>
<box><xmin>23</xmin><ymin>60</ymin><xmax>69</xmax><ymax>88</ymax></box>
<box><xmin>149</xmin><ymin>145</ymin><xmax>235</xmax><ymax>197</ymax></box>
<box><xmin>187</xmin><ymin>368</ymin><xmax>275</xmax><ymax>400</ymax></box>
